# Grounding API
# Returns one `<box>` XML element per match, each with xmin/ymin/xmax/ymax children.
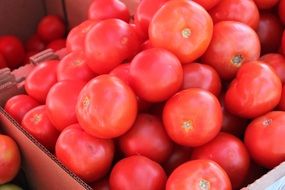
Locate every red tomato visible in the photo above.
<box><xmin>119</xmin><ymin>113</ymin><xmax>173</xmax><ymax>163</ymax></box>
<box><xmin>110</xmin><ymin>155</ymin><xmax>167</xmax><ymax>190</ymax></box>
<box><xmin>25</xmin><ymin>34</ymin><xmax>45</xmax><ymax>52</ymax></box>
<box><xmin>130</xmin><ymin>48</ymin><xmax>183</xmax><ymax>102</ymax></box>
<box><xmin>202</xmin><ymin>21</ymin><xmax>260</xmax><ymax>80</ymax></box>
<box><xmin>46</xmin><ymin>80</ymin><xmax>85</xmax><ymax>131</ymax></box>
<box><xmin>55</xmin><ymin>124</ymin><xmax>114</xmax><ymax>183</ymax></box>
<box><xmin>21</xmin><ymin>105</ymin><xmax>59</xmax><ymax>151</ymax></box>
<box><xmin>57</xmin><ymin>51</ymin><xmax>95</xmax><ymax>82</ymax></box>
<box><xmin>253</xmin><ymin>0</ymin><xmax>279</xmax><ymax>9</ymax></box>
<box><xmin>4</xmin><ymin>95</ymin><xmax>40</xmax><ymax>123</ymax></box>
<box><xmin>0</xmin><ymin>36</ymin><xmax>25</xmax><ymax>69</ymax></box>
<box><xmin>281</xmin><ymin>31</ymin><xmax>285</xmax><ymax>56</ymax></box>
<box><xmin>245</xmin><ymin>111</ymin><xmax>285</xmax><ymax>169</ymax></box>
<box><xmin>25</xmin><ymin>60</ymin><xmax>59</xmax><ymax>103</ymax></box>
<box><xmin>149</xmin><ymin>0</ymin><xmax>213</xmax><ymax>63</ymax></box>
<box><xmin>192</xmin><ymin>0</ymin><xmax>221</xmax><ymax>10</ymax></box>
<box><xmin>257</xmin><ymin>13</ymin><xmax>283</xmax><ymax>54</ymax></box>
<box><xmin>279</xmin><ymin>0</ymin><xmax>285</xmax><ymax>24</ymax></box>
<box><xmin>166</xmin><ymin>159</ymin><xmax>232</xmax><ymax>190</ymax></box>
<box><xmin>91</xmin><ymin>178</ymin><xmax>110</xmax><ymax>190</ymax></box>
<box><xmin>182</xmin><ymin>63</ymin><xmax>221</xmax><ymax>96</ymax></box>
<box><xmin>46</xmin><ymin>38</ymin><xmax>66</xmax><ymax>51</ymax></box>
<box><xmin>278</xmin><ymin>84</ymin><xmax>285</xmax><ymax>110</ymax></box>
<box><xmin>163</xmin><ymin>88</ymin><xmax>222</xmax><ymax>147</ymax></box>
<box><xmin>66</xmin><ymin>19</ymin><xmax>98</xmax><ymax>52</ymax></box>
<box><xmin>88</xmin><ymin>0</ymin><xmax>130</xmax><ymax>22</ymax></box>
<box><xmin>85</xmin><ymin>19</ymin><xmax>140</xmax><ymax>74</ymax></box>
<box><xmin>0</xmin><ymin>53</ymin><xmax>7</xmax><ymax>69</ymax></box>
<box><xmin>140</xmin><ymin>40</ymin><xmax>153</xmax><ymax>50</ymax></box>
<box><xmin>225</xmin><ymin>61</ymin><xmax>282</xmax><ymax>118</ymax></box>
<box><xmin>76</xmin><ymin>75</ymin><xmax>137</xmax><ymax>139</ymax></box>
<box><xmin>0</xmin><ymin>135</ymin><xmax>21</xmax><ymax>184</ymax></box>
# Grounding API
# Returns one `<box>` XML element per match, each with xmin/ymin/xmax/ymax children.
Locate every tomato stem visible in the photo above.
<box><xmin>231</xmin><ymin>55</ymin><xmax>244</xmax><ymax>67</ymax></box>
<box><xmin>181</xmin><ymin>28</ymin><xmax>191</xmax><ymax>38</ymax></box>
<box><xmin>82</xmin><ymin>96</ymin><xmax>90</xmax><ymax>109</ymax></box>
<box><xmin>32</xmin><ymin>114</ymin><xmax>42</xmax><ymax>124</ymax></box>
<box><xmin>182</xmin><ymin>120</ymin><xmax>193</xmax><ymax>132</ymax></box>
<box><xmin>262</xmin><ymin>119</ymin><xmax>272</xmax><ymax>127</ymax></box>
<box><xmin>199</xmin><ymin>179</ymin><xmax>210</xmax><ymax>190</ymax></box>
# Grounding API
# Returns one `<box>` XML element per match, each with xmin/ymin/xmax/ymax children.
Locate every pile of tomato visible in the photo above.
<box><xmin>2</xmin><ymin>0</ymin><xmax>285</xmax><ymax>189</ymax></box>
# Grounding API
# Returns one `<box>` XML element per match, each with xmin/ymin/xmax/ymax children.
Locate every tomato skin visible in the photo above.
<box><xmin>46</xmin><ymin>38</ymin><xmax>66</xmax><ymax>51</ymax></box>
<box><xmin>88</xmin><ymin>0</ymin><xmax>130</xmax><ymax>22</ymax></box>
<box><xmin>254</xmin><ymin>0</ymin><xmax>279</xmax><ymax>9</ymax></box>
<box><xmin>166</xmin><ymin>159</ymin><xmax>232</xmax><ymax>190</ymax></box>
<box><xmin>25</xmin><ymin>60</ymin><xmax>59</xmax><ymax>103</ymax></box>
<box><xmin>25</xmin><ymin>34</ymin><xmax>45</xmax><ymax>52</ymax></box>
<box><xmin>0</xmin><ymin>135</ymin><xmax>21</xmax><ymax>184</ymax></box>
<box><xmin>278</xmin><ymin>84</ymin><xmax>285</xmax><ymax>110</ymax></box>
<box><xmin>192</xmin><ymin>0</ymin><xmax>221</xmax><ymax>10</ymax></box>
<box><xmin>119</xmin><ymin>113</ymin><xmax>173</xmax><ymax>163</ymax></box>
<box><xmin>163</xmin><ymin>88</ymin><xmax>223</xmax><ymax>147</ymax></box>
<box><xmin>76</xmin><ymin>75</ymin><xmax>137</xmax><ymax>139</ymax></box>
<box><xmin>203</xmin><ymin>21</ymin><xmax>260</xmax><ymax>80</ymax></box>
<box><xmin>225</xmin><ymin>61</ymin><xmax>282</xmax><ymax>118</ymax></box>
<box><xmin>4</xmin><ymin>95</ymin><xmax>40</xmax><ymax>123</ymax></box>
<box><xmin>279</xmin><ymin>0</ymin><xmax>285</xmax><ymax>24</ymax></box>
<box><xmin>55</xmin><ymin>124</ymin><xmax>114</xmax><ymax>183</ymax></box>
<box><xmin>0</xmin><ymin>53</ymin><xmax>7</xmax><ymax>69</ymax></box>
<box><xmin>149</xmin><ymin>0</ymin><xmax>213</xmax><ymax>63</ymax></box>
<box><xmin>245</xmin><ymin>111</ymin><xmax>285</xmax><ymax>169</ymax></box>
<box><xmin>281</xmin><ymin>31</ymin><xmax>285</xmax><ymax>56</ymax></box>
<box><xmin>110</xmin><ymin>155</ymin><xmax>167</xmax><ymax>190</ymax></box>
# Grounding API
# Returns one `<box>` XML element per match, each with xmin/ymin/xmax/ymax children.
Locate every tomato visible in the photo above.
<box><xmin>88</xmin><ymin>0</ymin><xmax>130</xmax><ymax>22</ymax></box>
<box><xmin>21</xmin><ymin>105</ymin><xmax>59</xmax><ymax>151</ymax></box>
<box><xmin>166</xmin><ymin>159</ymin><xmax>232</xmax><ymax>190</ymax></box>
<box><xmin>55</xmin><ymin>124</ymin><xmax>114</xmax><ymax>183</ymax></box>
<box><xmin>257</xmin><ymin>13</ymin><xmax>283</xmax><ymax>54</ymax></box>
<box><xmin>225</xmin><ymin>61</ymin><xmax>282</xmax><ymax>118</ymax></box>
<box><xmin>281</xmin><ymin>31</ymin><xmax>285</xmax><ymax>56</ymax></box>
<box><xmin>119</xmin><ymin>113</ymin><xmax>173</xmax><ymax>163</ymax></box>
<box><xmin>91</xmin><ymin>178</ymin><xmax>110</xmax><ymax>190</ymax></box>
<box><xmin>192</xmin><ymin>0</ymin><xmax>221</xmax><ymax>10</ymax></box>
<box><xmin>57</xmin><ymin>51</ymin><xmax>95</xmax><ymax>82</ymax></box>
<box><xmin>140</xmin><ymin>40</ymin><xmax>153</xmax><ymax>50</ymax></box>
<box><xmin>0</xmin><ymin>53</ymin><xmax>7</xmax><ymax>69</ymax></box>
<box><xmin>4</xmin><ymin>95</ymin><xmax>40</xmax><ymax>123</ymax></box>
<box><xmin>0</xmin><ymin>36</ymin><xmax>25</xmax><ymax>69</ymax></box>
<box><xmin>202</xmin><ymin>21</ymin><xmax>260</xmax><ymax>80</ymax></box>
<box><xmin>25</xmin><ymin>60</ymin><xmax>59</xmax><ymax>103</ymax></box>
<box><xmin>0</xmin><ymin>184</ymin><xmax>23</xmax><ymax>190</ymax></box>
<box><xmin>85</xmin><ymin>19</ymin><xmax>140</xmax><ymax>74</ymax></box>
<box><xmin>66</xmin><ymin>19</ymin><xmax>98</xmax><ymax>52</ymax></box>
<box><xmin>163</xmin><ymin>88</ymin><xmax>222</xmax><ymax>147</ymax></box>
<box><xmin>279</xmin><ymin>0</ymin><xmax>285</xmax><ymax>24</ymax></box>
<box><xmin>0</xmin><ymin>135</ymin><xmax>21</xmax><ymax>184</ymax></box>
<box><xmin>110</xmin><ymin>155</ymin><xmax>167</xmax><ymax>190</ymax></box>
<box><xmin>149</xmin><ymin>0</ymin><xmax>213</xmax><ymax>63</ymax></box>
<box><xmin>245</xmin><ymin>111</ymin><xmax>285</xmax><ymax>169</ymax></box>
<box><xmin>278</xmin><ymin>84</ymin><xmax>285</xmax><ymax>110</ymax></box>
<box><xmin>253</xmin><ymin>0</ymin><xmax>279</xmax><ymax>9</ymax></box>
<box><xmin>130</xmin><ymin>48</ymin><xmax>183</xmax><ymax>102</ymax></box>
<box><xmin>46</xmin><ymin>38</ymin><xmax>66</xmax><ymax>51</ymax></box>
<box><xmin>182</xmin><ymin>63</ymin><xmax>221</xmax><ymax>96</ymax></box>
<box><xmin>76</xmin><ymin>75</ymin><xmax>137</xmax><ymax>139</ymax></box>
<box><xmin>25</xmin><ymin>34</ymin><xmax>45</xmax><ymax>52</ymax></box>
<box><xmin>191</xmin><ymin>132</ymin><xmax>250</xmax><ymax>189</ymax></box>
<box><xmin>37</xmin><ymin>15</ymin><xmax>65</xmax><ymax>43</ymax></box>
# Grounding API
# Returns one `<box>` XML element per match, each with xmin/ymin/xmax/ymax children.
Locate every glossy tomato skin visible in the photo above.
<box><xmin>202</xmin><ymin>21</ymin><xmax>260</xmax><ymax>80</ymax></box>
<box><xmin>88</xmin><ymin>0</ymin><xmax>130</xmax><ymax>22</ymax></box>
<box><xmin>191</xmin><ymin>132</ymin><xmax>250</xmax><ymax>189</ymax></box>
<box><xmin>55</xmin><ymin>124</ymin><xmax>114</xmax><ymax>183</ymax></box>
<box><xmin>110</xmin><ymin>155</ymin><xmax>167</xmax><ymax>190</ymax></box>
<box><xmin>245</xmin><ymin>111</ymin><xmax>285</xmax><ymax>169</ymax></box>
<box><xmin>278</xmin><ymin>84</ymin><xmax>285</xmax><ymax>110</ymax></box>
<box><xmin>21</xmin><ymin>105</ymin><xmax>59</xmax><ymax>151</ymax></box>
<box><xmin>0</xmin><ymin>135</ymin><xmax>21</xmax><ymax>184</ymax></box>
<box><xmin>254</xmin><ymin>0</ymin><xmax>279</xmax><ymax>9</ymax></box>
<box><xmin>149</xmin><ymin>0</ymin><xmax>213</xmax><ymax>63</ymax></box>
<box><xmin>279</xmin><ymin>0</ymin><xmax>285</xmax><ymax>24</ymax></box>
<box><xmin>166</xmin><ymin>159</ymin><xmax>232</xmax><ymax>190</ymax></box>
<box><xmin>192</xmin><ymin>0</ymin><xmax>221</xmax><ymax>10</ymax></box>
<box><xmin>225</xmin><ymin>61</ymin><xmax>282</xmax><ymax>118</ymax></box>
<box><xmin>76</xmin><ymin>75</ymin><xmax>137</xmax><ymax>139</ymax></box>
<box><xmin>46</xmin><ymin>38</ymin><xmax>66</xmax><ymax>51</ymax></box>
<box><xmin>163</xmin><ymin>88</ymin><xmax>223</xmax><ymax>147</ymax></box>
<box><xmin>85</xmin><ymin>19</ymin><xmax>140</xmax><ymax>74</ymax></box>
<box><xmin>182</xmin><ymin>63</ymin><xmax>221</xmax><ymax>96</ymax></box>
<box><xmin>4</xmin><ymin>95</ymin><xmax>40</xmax><ymax>123</ymax></box>
<box><xmin>25</xmin><ymin>60</ymin><xmax>58</xmax><ymax>103</ymax></box>
<box><xmin>25</xmin><ymin>34</ymin><xmax>45</xmax><ymax>52</ymax></box>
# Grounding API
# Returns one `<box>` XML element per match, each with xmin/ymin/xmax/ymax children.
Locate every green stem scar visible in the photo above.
<box><xmin>181</xmin><ymin>28</ymin><xmax>191</xmax><ymax>38</ymax></box>
<box><xmin>231</xmin><ymin>54</ymin><xmax>244</xmax><ymax>67</ymax></box>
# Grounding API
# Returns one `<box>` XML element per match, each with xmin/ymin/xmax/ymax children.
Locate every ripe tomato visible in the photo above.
<box><xmin>55</xmin><ymin>124</ymin><xmax>114</xmax><ymax>183</ymax></box>
<box><xmin>88</xmin><ymin>0</ymin><xmax>130</xmax><ymax>22</ymax></box>
<box><xmin>281</xmin><ymin>31</ymin><xmax>285</xmax><ymax>56</ymax></box>
<box><xmin>279</xmin><ymin>0</ymin><xmax>285</xmax><ymax>24</ymax></box>
<box><xmin>0</xmin><ymin>135</ymin><xmax>21</xmax><ymax>184</ymax></box>
<box><xmin>192</xmin><ymin>0</ymin><xmax>221</xmax><ymax>10</ymax></box>
<box><xmin>149</xmin><ymin>0</ymin><xmax>213</xmax><ymax>63</ymax></box>
<box><xmin>245</xmin><ymin>111</ymin><xmax>285</xmax><ymax>169</ymax></box>
<box><xmin>278</xmin><ymin>84</ymin><xmax>285</xmax><ymax>110</ymax></box>
<box><xmin>25</xmin><ymin>34</ymin><xmax>45</xmax><ymax>52</ymax></box>
<box><xmin>4</xmin><ymin>95</ymin><xmax>40</xmax><ymax>123</ymax></box>
<box><xmin>202</xmin><ymin>21</ymin><xmax>260</xmax><ymax>80</ymax></box>
<box><xmin>163</xmin><ymin>88</ymin><xmax>222</xmax><ymax>147</ymax></box>
<box><xmin>191</xmin><ymin>132</ymin><xmax>250</xmax><ymax>189</ymax></box>
<box><xmin>25</xmin><ymin>60</ymin><xmax>59</xmax><ymax>103</ymax></box>
<box><xmin>253</xmin><ymin>0</ymin><xmax>279</xmax><ymax>9</ymax></box>
<box><xmin>46</xmin><ymin>80</ymin><xmax>85</xmax><ymax>131</ymax></box>
<box><xmin>0</xmin><ymin>53</ymin><xmax>7</xmax><ymax>69</ymax></box>
<box><xmin>76</xmin><ymin>75</ymin><xmax>137</xmax><ymax>139</ymax></box>
<box><xmin>140</xmin><ymin>40</ymin><xmax>153</xmax><ymax>50</ymax></box>
<box><xmin>37</xmin><ymin>15</ymin><xmax>65</xmax><ymax>43</ymax></box>
<box><xmin>182</xmin><ymin>63</ymin><xmax>221</xmax><ymax>96</ymax></box>
<box><xmin>0</xmin><ymin>36</ymin><xmax>25</xmax><ymax>69</ymax></box>
<box><xmin>85</xmin><ymin>19</ymin><xmax>140</xmax><ymax>74</ymax></box>
<box><xmin>110</xmin><ymin>155</ymin><xmax>167</xmax><ymax>190</ymax></box>
<box><xmin>21</xmin><ymin>105</ymin><xmax>59</xmax><ymax>151</ymax></box>
<box><xmin>166</xmin><ymin>159</ymin><xmax>232</xmax><ymax>190</ymax></box>
<box><xmin>119</xmin><ymin>113</ymin><xmax>173</xmax><ymax>163</ymax></box>
<box><xmin>46</xmin><ymin>38</ymin><xmax>66</xmax><ymax>51</ymax></box>
<box><xmin>225</xmin><ymin>61</ymin><xmax>282</xmax><ymax>118</ymax></box>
